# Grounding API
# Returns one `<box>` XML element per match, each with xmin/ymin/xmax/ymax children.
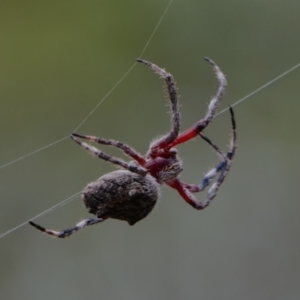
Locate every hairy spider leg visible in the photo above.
<box><xmin>168</xmin><ymin>57</ymin><xmax>227</xmax><ymax>149</ymax></box>
<box><xmin>167</xmin><ymin>107</ymin><xmax>236</xmax><ymax>210</ymax></box>
<box><xmin>136</xmin><ymin>59</ymin><xmax>180</xmax><ymax>153</ymax></box>
<box><xmin>29</xmin><ymin>218</ymin><xmax>105</xmax><ymax>238</ymax></box>
<box><xmin>70</xmin><ymin>136</ymin><xmax>147</xmax><ymax>176</ymax></box>
<box><xmin>185</xmin><ymin>107</ymin><xmax>236</xmax><ymax>192</ymax></box>
<box><xmin>196</xmin><ymin>106</ymin><xmax>236</xmax><ymax>191</ymax></box>
<box><xmin>71</xmin><ymin>133</ymin><xmax>146</xmax><ymax>166</ymax></box>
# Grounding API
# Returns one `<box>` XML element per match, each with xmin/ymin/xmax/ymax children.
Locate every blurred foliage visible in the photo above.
<box><xmin>0</xmin><ymin>1</ymin><xmax>300</xmax><ymax>299</ymax></box>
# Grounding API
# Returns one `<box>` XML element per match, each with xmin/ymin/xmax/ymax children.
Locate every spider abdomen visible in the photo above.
<box><xmin>82</xmin><ymin>170</ymin><xmax>159</xmax><ymax>225</ymax></box>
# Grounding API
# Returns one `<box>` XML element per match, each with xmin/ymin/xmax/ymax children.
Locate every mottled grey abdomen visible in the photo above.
<box><xmin>82</xmin><ymin>170</ymin><xmax>159</xmax><ymax>225</ymax></box>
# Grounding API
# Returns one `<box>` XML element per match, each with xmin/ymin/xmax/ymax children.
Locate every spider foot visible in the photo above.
<box><xmin>137</xmin><ymin>58</ymin><xmax>172</xmax><ymax>79</ymax></box>
<box><xmin>29</xmin><ymin>218</ymin><xmax>105</xmax><ymax>238</ymax></box>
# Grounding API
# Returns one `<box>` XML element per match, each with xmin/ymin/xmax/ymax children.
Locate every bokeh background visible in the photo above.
<box><xmin>0</xmin><ymin>1</ymin><xmax>299</xmax><ymax>299</ymax></box>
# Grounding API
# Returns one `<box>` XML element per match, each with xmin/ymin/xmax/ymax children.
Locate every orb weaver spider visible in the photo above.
<box><xmin>29</xmin><ymin>57</ymin><xmax>237</xmax><ymax>238</ymax></box>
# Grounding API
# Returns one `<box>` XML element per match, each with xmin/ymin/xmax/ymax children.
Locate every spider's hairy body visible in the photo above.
<box><xmin>146</xmin><ymin>157</ymin><xmax>183</xmax><ymax>183</ymax></box>
<box><xmin>83</xmin><ymin>170</ymin><xmax>159</xmax><ymax>226</ymax></box>
<box><xmin>29</xmin><ymin>57</ymin><xmax>237</xmax><ymax>238</ymax></box>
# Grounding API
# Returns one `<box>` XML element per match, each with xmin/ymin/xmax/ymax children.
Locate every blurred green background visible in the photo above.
<box><xmin>0</xmin><ymin>0</ymin><xmax>300</xmax><ymax>299</ymax></box>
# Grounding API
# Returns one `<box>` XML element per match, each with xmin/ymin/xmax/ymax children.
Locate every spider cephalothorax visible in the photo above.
<box><xmin>29</xmin><ymin>57</ymin><xmax>237</xmax><ymax>238</ymax></box>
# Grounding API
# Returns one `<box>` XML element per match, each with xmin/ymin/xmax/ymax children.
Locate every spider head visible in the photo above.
<box><xmin>145</xmin><ymin>147</ymin><xmax>183</xmax><ymax>184</ymax></box>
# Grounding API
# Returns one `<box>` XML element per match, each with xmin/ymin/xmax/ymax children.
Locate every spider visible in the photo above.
<box><xmin>29</xmin><ymin>57</ymin><xmax>237</xmax><ymax>238</ymax></box>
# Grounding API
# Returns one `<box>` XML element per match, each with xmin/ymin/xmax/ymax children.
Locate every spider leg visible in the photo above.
<box><xmin>71</xmin><ymin>136</ymin><xmax>147</xmax><ymax>176</ymax></box>
<box><xmin>167</xmin><ymin>107</ymin><xmax>236</xmax><ymax>210</ymax></box>
<box><xmin>169</xmin><ymin>57</ymin><xmax>227</xmax><ymax>148</ymax></box>
<box><xmin>29</xmin><ymin>218</ymin><xmax>105</xmax><ymax>238</ymax></box>
<box><xmin>197</xmin><ymin>107</ymin><xmax>236</xmax><ymax>187</ymax></box>
<box><xmin>137</xmin><ymin>59</ymin><xmax>180</xmax><ymax>152</ymax></box>
<box><xmin>71</xmin><ymin>133</ymin><xmax>146</xmax><ymax>166</ymax></box>
<box><xmin>167</xmin><ymin>159</ymin><xmax>233</xmax><ymax>210</ymax></box>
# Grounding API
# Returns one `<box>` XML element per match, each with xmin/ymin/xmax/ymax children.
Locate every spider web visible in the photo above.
<box><xmin>0</xmin><ymin>0</ymin><xmax>300</xmax><ymax>240</ymax></box>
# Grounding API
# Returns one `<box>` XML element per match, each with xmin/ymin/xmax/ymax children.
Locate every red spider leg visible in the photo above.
<box><xmin>72</xmin><ymin>133</ymin><xmax>146</xmax><ymax>166</ymax></box>
<box><xmin>167</xmin><ymin>168</ymin><xmax>228</xmax><ymax>210</ymax></box>
<box><xmin>136</xmin><ymin>59</ymin><xmax>180</xmax><ymax>155</ymax></box>
<box><xmin>177</xmin><ymin>158</ymin><xmax>230</xmax><ymax>193</ymax></box>
<box><xmin>168</xmin><ymin>57</ymin><xmax>227</xmax><ymax>148</ymax></box>
<box><xmin>167</xmin><ymin>179</ymin><xmax>204</xmax><ymax>209</ymax></box>
<box><xmin>173</xmin><ymin>158</ymin><xmax>229</xmax><ymax>194</ymax></box>
<box><xmin>167</xmin><ymin>107</ymin><xmax>236</xmax><ymax>209</ymax></box>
